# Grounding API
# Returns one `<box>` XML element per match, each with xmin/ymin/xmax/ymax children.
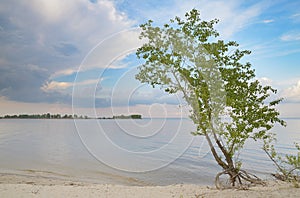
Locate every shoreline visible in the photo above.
<box><xmin>0</xmin><ymin>170</ymin><xmax>153</xmax><ymax>186</ymax></box>
<box><xmin>1</xmin><ymin>172</ymin><xmax>299</xmax><ymax>197</ymax></box>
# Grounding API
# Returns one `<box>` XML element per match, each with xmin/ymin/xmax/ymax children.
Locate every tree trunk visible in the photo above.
<box><xmin>204</xmin><ymin>133</ymin><xmax>228</xmax><ymax>170</ymax></box>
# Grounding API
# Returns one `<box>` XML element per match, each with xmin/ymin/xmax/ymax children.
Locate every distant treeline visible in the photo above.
<box><xmin>0</xmin><ymin>113</ymin><xmax>89</xmax><ymax>119</ymax></box>
<box><xmin>98</xmin><ymin>114</ymin><xmax>142</xmax><ymax>119</ymax></box>
<box><xmin>0</xmin><ymin>113</ymin><xmax>142</xmax><ymax>120</ymax></box>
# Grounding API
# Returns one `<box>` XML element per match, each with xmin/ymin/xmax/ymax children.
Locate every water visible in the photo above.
<box><xmin>0</xmin><ymin>118</ymin><xmax>299</xmax><ymax>186</ymax></box>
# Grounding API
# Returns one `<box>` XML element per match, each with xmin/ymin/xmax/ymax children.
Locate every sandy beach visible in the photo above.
<box><xmin>1</xmin><ymin>173</ymin><xmax>299</xmax><ymax>198</ymax></box>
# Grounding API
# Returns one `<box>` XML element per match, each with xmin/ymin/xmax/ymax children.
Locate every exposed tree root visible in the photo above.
<box><xmin>272</xmin><ymin>173</ymin><xmax>300</xmax><ymax>182</ymax></box>
<box><xmin>215</xmin><ymin>168</ymin><xmax>266</xmax><ymax>190</ymax></box>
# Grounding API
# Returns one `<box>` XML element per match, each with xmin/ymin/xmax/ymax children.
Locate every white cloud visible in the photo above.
<box><xmin>262</xmin><ymin>19</ymin><xmax>274</xmax><ymax>23</ymax></box>
<box><xmin>280</xmin><ymin>32</ymin><xmax>300</xmax><ymax>41</ymax></box>
<box><xmin>292</xmin><ymin>13</ymin><xmax>300</xmax><ymax>18</ymax></box>
<box><xmin>290</xmin><ymin>13</ymin><xmax>300</xmax><ymax>23</ymax></box>
<box><xmin>42</xmin><ymin>81</ymin><xmax>73</xmax><ymax>92</ymax></box>
<box><xmin>78</xmin><ymin>79</ymin><xmax>101</xmax><ymax>86</ymax></box>
<box><xmin>257</xmin><ymin>77</ymin><xmax>273</xmax><ymax>86</ymax></box>
<box><xmin>42</xmin><ymin>79</ymin><xmax>101</xmax><ymax>93</ymax></box>
<box><xmin>29</xmin><ymin>0</ymin><xmax>78</xmax><ymax>23</ymax></box>
<box><xmin>26</xmin><ymin>64</ymin><xmax>48</xmax><ymax>72</ymax></box>
<box><xmin>281</xmin><ymin>80</ymin><xmax>300</xmax><ymax>102</ymax></box>
<box><xmin>50</xmin><ymin>69</ymin><xmax>78</xmax><ymax>79</ymax></box>
<box><xmin>277</xmin><ymin>103</ymin><xmax>300</xmax><ymax>118</ymax></box>
<box><xmin>79</xmin><ymin>29</ymin><xmax>143</xmax><ymax>71</ymax></box>
<box><xmin>277</xmin><ymin>102</ymin><xmax>300</xmax><ymax>118</ymax></box>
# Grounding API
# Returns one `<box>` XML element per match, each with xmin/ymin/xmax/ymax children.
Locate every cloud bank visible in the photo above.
<box><xmin>0</xmin><ymin>0</ymin><xmax>134</xmax><ymax>104</ymax></box>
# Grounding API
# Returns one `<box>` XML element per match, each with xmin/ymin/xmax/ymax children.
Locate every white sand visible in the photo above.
<box><xmin>0</xmin><ymin>173</ymin><xmax>299</xmax><ymax>198</ymax></box>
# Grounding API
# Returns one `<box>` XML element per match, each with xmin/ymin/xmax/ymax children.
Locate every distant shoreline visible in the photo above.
<box><xmin>0</xmin><ymin>113</ymin><xmax>142</xmax><ymax>120</ymax></box>
<box><xmin>1</xmin><ymin>115</ymin><xmax>298</xmax><ymax>120</ymax></box>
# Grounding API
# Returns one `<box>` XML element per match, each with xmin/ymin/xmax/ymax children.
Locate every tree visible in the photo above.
<box><xmin>135</xmin><ymin>9</ymin><xmax>285</xmax><ymax>189</ymax></box>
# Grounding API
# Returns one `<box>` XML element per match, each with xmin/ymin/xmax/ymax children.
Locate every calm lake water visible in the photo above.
<box><xmin>0</xmin><ymin>118</ymin><xmax>299</xmax><ymax>186</ymax></box>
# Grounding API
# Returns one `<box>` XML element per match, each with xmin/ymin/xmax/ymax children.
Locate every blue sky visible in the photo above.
<box><xmin>0</xmin><ymin>0</ymin><xmax>299</xmax><ymax>117</ymax></box>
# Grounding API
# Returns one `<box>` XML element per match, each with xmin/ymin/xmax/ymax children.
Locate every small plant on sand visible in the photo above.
<box><xmin>135</xmin><ymin>9</ymin><xmax>285</xmax><ymax>189</ymax></box>
<box><xmin>263</xmin><ymin>138</ymin><xmax>300</xmax><ymax>186</ymax></box>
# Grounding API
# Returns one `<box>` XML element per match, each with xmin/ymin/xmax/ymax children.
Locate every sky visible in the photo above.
<box><xmin>0</xmin><ymin>0</ymin><xmax>300</xmax><ymax>118</ymax></box>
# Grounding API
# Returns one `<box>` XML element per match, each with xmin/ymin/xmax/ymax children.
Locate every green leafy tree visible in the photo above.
<box><xmin>135</xmin><ymin>9</ymin><xmax>285</xmax><ymax>189</ymax></box>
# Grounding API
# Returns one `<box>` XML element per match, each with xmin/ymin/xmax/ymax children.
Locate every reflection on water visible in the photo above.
<box><xmin>0</xmin><ymin>118</ymin><xmax>299</xmax><ymax>185</ymax></box>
